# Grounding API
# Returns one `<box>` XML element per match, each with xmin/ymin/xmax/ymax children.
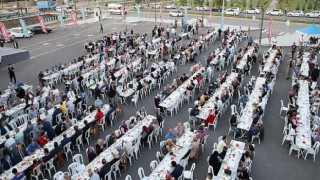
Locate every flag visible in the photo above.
<box><xmin>268</xmin><ymin>20</ymin><xmax>273</xmax><ymax>44</ymax></box>
<box><xmin>71</xmin><ymin>10</ymin><xmax>77</xmax><ymax>25</ymax></box>
<box><xmin>19</xmin><ymin>19</ymin><xmax>30</xmax><ymax>37</ymax></box>
<box><xmin>81</xmin><ymin>8</ymin><xmax>86</xmax><ymax>23</ymax></box>
<box><xmin>209</xmin><ymin>9</ymin><xmax>212</xmax><ymax>25</ymax></box>
<box><xmin>58</xmin><ymin>13</ymin><xmax>65</xmax><ymax>27</ymax></box>
<box><xmin>0</xmin><ymin>22</ymin><xmax>10</xmax><ymax>42</ymax></box>
<box><xmin>248</xmin><ymin>26</ymin><xmax>250</xmax><ymax>34</ymax></box>
<box><xmin>121</xmin><ymin>5</ymin><xmax>126</xmax><ymax>21</ymax></box>
<box><xmin>160</xmin><ymin>7</ymin><xmax>163</xmax><ymax>22</ymax></box>
<box><xmin>37</xmin><ymin>16</ymin><xmax>47</xmax><ymax>33</ymax></box>
<box><xmin>184</xmin><ymin>7</ymin><xmax>188</xmax><ymax>23</ymax></box>
<box><xmin>221</xmin><ymin>8</ymin><xmax>224</xmax><ymax>30</ymax></box>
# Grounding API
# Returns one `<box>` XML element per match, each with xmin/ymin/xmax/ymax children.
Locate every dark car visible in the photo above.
<box><xmin>30</xmin><ymin>26</ymin><xmax>53</xmax><ymax>34</ymax></box>
<box><xmin>212</xmin><ymin>7</ymin><xmax>222</xmax><ymax>12</ymax></box>
<box><xmin>0</xmin><ymin>34</ymin><xmax>15</xmax><ymax>43</ymax></box>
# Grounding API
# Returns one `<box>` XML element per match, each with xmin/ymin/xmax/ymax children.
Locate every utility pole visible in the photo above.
<box><xmin>201</xmin><ymin>2</ymin><xmax>204</xmax><ymax>27</ymax></box>
<box><xmin>221</xmin><ymin>0</ymin><xmax>224</xmax><ymax>30</ymax></box>
<box><xmin>154</xmin><ymin>0</ymin><xmax>157</xmax><ymax>22</ymax></box>
<box><xmin>259</xmin><ymin>7</ymin><xmax>265</xmax><ymax>44</ymax></box>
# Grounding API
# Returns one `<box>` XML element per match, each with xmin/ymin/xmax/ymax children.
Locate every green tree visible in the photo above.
<box><xmin>214</xmin><ymin>0</ymin><xmax>223</xmax><ymax>7</ymax></box>
<box><xmin>242</xmin><ymin>0</ymin><xmax>247</xmax><ymax>8</ymax></box>
<box><xmin>314</xmin><ymin>0</ymin><xmax>319</xmax><ymax>10</ymax></box>
<box><xmin>302</xmin><ymin>3</ymin><xmax>306</xmax><ymax>11</ymax></box>
<box><xmin>180</xmin><ymin>0</ymin><xmax>187</xmax><ymax>5</ymax></box>
<box><xmin>212</xmin><ymin>0</ymin><xmax>216</xmax><ymax>7</ymax></box>
<box><xmin>206</xmin><ymin>0</ymin><xmax>210</xmax><ymax>7</ymax></box>
<box><xmin>296</xmin><ymin>2</ymin><xmax>300</xmax><ymax>10</ymax></box>
<box><xmin>194</xmin><ymin>0</ymin><xmax>205</xmax><ymax>6</ymax></box>
<box><xmin>250</xmin><ymin>0</ymin><xmax>253</xmax><ymax>8</ymax></box>
<box><xmin>135</xmin><ymin>0</ymin><xmax>142</xmax><ymax>4</ymax></box>
<box><xmin>307</xmin><ymin>0</ymin><xmax>313</xmax><ymax>10</ymax></box>
<box><xmin>231</xmin><ymin>0</ymin><xmax>234</xmax><ymax>7</ymax></box>
<box><xmin>257</xmin><ymin>0</ymin><xmax>260</xmax><ymax>8</ymax></box>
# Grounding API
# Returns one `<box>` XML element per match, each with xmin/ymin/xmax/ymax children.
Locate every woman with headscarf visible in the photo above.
<box><xmin>86</xmin><ymin>146</ymin><xmax>97</xmax><ymax>163</ymax></box>
<box><xmin>136</xmin><ymin>107</ymin><xmax>147</xmax><ymax>119</ymax></box>
<box><xmin>141</xmin><ymin>126</ymin><xmax>149</xmax><ymax>143</ymax></box>
<box><xmin>119</xmin><ymin>120</ymin><xmax>128</xmax><ymax>135</ymax></box>
<box><xmin>209</xmin><ymin>151</ymin><xmax>222</xmax><ymax>176</ymax></box>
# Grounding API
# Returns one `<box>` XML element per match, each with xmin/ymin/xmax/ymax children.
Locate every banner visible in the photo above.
<box><xmin>121</xmin><ymin>5</ymin><xmax>126</xmax><ymax>21</ymax></box>
<box><xmin>0</xmin><ymin>22</ymin><xmax>10</xmax><ymax>42</ymax></box>
<box><xmin>160</xmin><ymin>7</ymin><xmax>163</xmax><ymax>22</ymax></box>
<box><xmin>137</xmin><ymin>6</ymin><xmax>141</xmax><ymax>21</ymax></box>
<box><xmin>37</xmin><ymin>16</ymin><xmax>47</xmax><ymax>33</ymax></box>
<box><xmin>221</xmin><ymin>8</ymin><xmax>224</xmax><ymax>30</ymax></box>
<box><xmin>81</xmin><ymin>8</ymin><xmax>86</xmax><ymax>23</ymax></box>
<box><xmin>19</xmin><ymin>19</ymin><xmax>30</xmax><ymax>37</ymax></box>
<box><xmin>268</xmin><ymin>20</ymin><xmax>273</xmax><ymax>44</ymax></box>
<box><xmin>208</xmin><ymin>9</ymin><xmax>212</xmax><ymax>25</ymax></box>
<box><xmin>71</xmin><ymin>10</ymin><xmax>77</xmax><ymax>25</ymax></box>
<box><xmin>58</xmin><ymin>13</ymin><xmax>65</xmax><ymax>27</ymax></box>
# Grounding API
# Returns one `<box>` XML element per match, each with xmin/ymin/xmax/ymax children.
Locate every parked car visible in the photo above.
<box><xmin>211</xmin><ymin>7</ymin><xmax>222</xmax><ymax>12</ymax></box>
<box><xmin>195</xmin><ymin>6</ymin><xmax>209</xmax><ymax>11</ymax></box>
<box><xmin>244</xmin><ymin>8</ymin><xmax>260</xmax><ymax>14</ymax></box>
<box><xmin>0</xmin><ymin>34</ymin><xmax>15</xmax><ymax>43</ymax></box>
<box><xmin>169</xmin><ymin>10</ymin><xmax>183</xmax><ymax>17</ymax></box>
<box><xmin>152</xmin><ymin>4</ymin><xmax>161</xmax><ymax>9</ymax></box>
<box><xmin>133</xmin><ymin>4</ymin><xmax>144</xmax><ymax>9</ymax></box>
<box><xmin>230</xmin><ymin>7</ymin><xmax>241</xmax><ymax>13</ymax></box>
<box><xmin>180</xmin><ymin>4</ymin><xmax>192</xmax><ymax>10</ymax></box>
<box><xmin>266</xmin><ymin>9</ymin><xmax>283</xmax><ymax>16</ymax></box>
<box><xmin>165</xmin><ymin>4</ymin><xmax>176</xmax><ymax>9</ymax></box>
<box><xmin>84</xmin><ymin>8</ymin><xmax>93</xmax><ymax>14</ymax></box>
<box><xmin>9</xmin><ymin>27</ymin><xmax>33</xmax><ymax>38</ymax></box>
<box><xmin>0</xmin><ymin>9</ymin><xmax>18</xmax><ymax>15</ymax></box>
<box><xmin>30</xmin><ymin>26</ymin><xmax>53</xmax><ymax>34</ymax></box>
<box><xmin>305</xmin><ymin>11</ymin><xmax>320</xmax><ymax>18</ymax></box>
<box><xmin>287</xmin><ymin>10</ymin><xmax>304</xmax><ymax>17</ymax></box>
<box><xmin>66</xmin><ymin>6</ymin><xmax>74</xmax><ymax>13</ymax></box>
<box><xmin>225</xmin><ymin>9</ymin><xmax>239</xmax><ymax>16</ymax></box>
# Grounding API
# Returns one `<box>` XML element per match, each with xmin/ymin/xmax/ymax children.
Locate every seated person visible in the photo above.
<box><xmin>99</xmin><ymin>159</ymin><xmax>111</xmax><ymax>178</ymax></box>
<box><xmin>246</xmin><ymin>120</ymin><xmax>263</xmax><ymax>142</ymax></box>
<box><xmin>26</xmin><ymin>139</ymin><xmax>40</xmax><ymax>154</ymax></box>
<box><xmin>41</xmin><ymin>148</ymin><xmax>54</xmax><ymax>165</ymax></box>
<box><xmin>170</xmin><ymin>161</ymin><xmax>184</xmax><ymax>180</ymax></box>
<box><xmin>165</xmin><ymin>128</ymin><xmax>176</xmax><ymax>141</ymax></box>
<box><xmin>229</xmin><ymin>113</ymin><xmax>241</xmax><ymax>137</ymax></box>
<box><xmin>204</xmin><ymin>110</ymin><xmax>218</xmax><ymax>127</ymax></box>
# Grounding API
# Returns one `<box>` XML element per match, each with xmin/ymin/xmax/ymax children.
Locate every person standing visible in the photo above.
<box><xmin>8</xmin><ymin>64</ymin><xmax>16</xmax><ymax>83</ymax></box>
<box><xmin>13</xmin><ymin>40</ymin><xmax>18</xmax><ymax>49</ymax></box>
<box><xmin>286</xmin><ymin>58</ymin><xmax>295</xmax><ymax>80</ymax></box>
<box><xmin>100</xmin><ymin>23</ymin><xmax>103</xmax><ymax>33</ymax></box>
<box><xmin>291</xmin><ymin>42</ymin><xmax>297</xmax><ymax>58</ymax></box>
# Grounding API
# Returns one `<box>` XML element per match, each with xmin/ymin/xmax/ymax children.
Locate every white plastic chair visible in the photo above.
<box><xmin>68</xmin><ymin>162</ymin><xmax>78</xmax><ymax>176</ymax></box>
<box><xmin>208</xmin><ymin>166</ymin><xmax>214</xmax><ymax>174</ymax></box>
<box><xmin>304</xmin><ymin>142</ymin><xmax>320</xmax><ymax>161</ymax></box>
<box><xmin>31</xmin><ymin>163</ymin><xmax>44</xmax><ymax>180</ymax></box>
<box><xmin>156</xmin><ymin>151</ymin><xmax>162</xmax><ymax>163</ymax></box>
<box><xmin>183</xmin><ymin>122</ymin><xmax>191</xmax><ymax>130</ymax></box>
<box><xmin>98</xmin><ymin>115</ymin><xmax>106</xmax><ymax>131</ymax></box>
<box><xmin>150</xmin><ymin>160</ymin><xmax>158</xmax><ymax>171</ymax></box>
<box><xmin>125</xmin><ymin>175</ymin><xmax>132</xmax><ymax>180</ymax></box>
<box><xmin>44</xmin><ymin>158</ymin><xmax>56</xmax><ymax>178</ymax></box>
<box><xmin>279</xmin><ymin>100</ymin><xmax>289</xmax><ymax>115</ymax></box>
<box><xmin>64</xmin><ymin>142</ymin><xmax>73</xmax><ymax>161</ymax></box>
<box><xmin>289</xmin><ymin>142</ymin><xmax>302</xmax><ymax>158</ymax></box>
<box><xmin>201</xmin><ymin>135</ymin><xmax>209</xmax><ymax>152</ymax></box>
<box><xmin>75</xmin><ymin>135</ymin><xmax>84</xmax><ymax>152</ymax></box>
<box><xmin>112</xmin><ymin>160</ymin><xmax>121</xmax><ymax>180</ymax></box>
<box><xmin>183</xmin><ymin>163</ymin><xmax>195</xmax><ymax>180</ymax></box>
<box><xmin>230</xmin><ymin>104</ymin><xmax>237</xmax><ymax>115</ymax></box>
<box><xmin>138</xmin><ymin>167</ymin><xmax>145</xmax><ymax>180</ymax></box>
<box><xmin>53</xmin><ymin>171</ymin><xmax>63</xmax><ymax>180</ymax></box>
<box><xmin>73</xmin><ymin>154</ymin><xmax>84</xmax><ymax>165</ymax></box>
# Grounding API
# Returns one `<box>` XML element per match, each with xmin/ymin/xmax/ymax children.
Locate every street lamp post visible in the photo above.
<box><xmin>201</xmin><ymin>3</ymin><xmax>204</xmax><ymax>27</ymax></box>
<box><xmin>154</xmin><ymin>0</ymin><xmax>157</xmax><ymax>22</ymax></box>
<box><xmin>221</xmin><ymin>0</ymin><xmax>225</xmax><ymax>30</ymax></box>
<box><xmin>259</xmin><ymin>7</ymin><xmax>265</xmax><ymax>44</ymax></box>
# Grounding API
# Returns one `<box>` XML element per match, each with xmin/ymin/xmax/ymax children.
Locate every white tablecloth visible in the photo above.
<box><xmin>217</xmin><ymin>140</ymin><xmax>245</xmax><ymax>180</ymax></box>
<box><xmin>236</xmin><ymin>47</ymin><xmax>255</xmax><ymax>69</ymax></box>
<box><xmin>262</xmin><ymin>48</ymin><xmax>278</xmax><ymax>73</ymax></box>
<box><xmin>148</xmin><ymin>131</ymin><xmax>196</xmax><ymax>179</ymax></box>
<box><xmin>5</xmin><ymin>103</ymin><xmax>26</xmax><ymax>117</ymax></box>
<box><xmin>237</xmin><ymin>77</ymin><xmax>266</xmax><ymax>131</ymax></box>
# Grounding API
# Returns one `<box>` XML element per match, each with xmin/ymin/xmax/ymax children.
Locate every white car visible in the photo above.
<box><xmin>180</xmin><ymin>4</ymin><xmax>192</xmax><ymax>10</ymax></box>
<box><xmin>170</xmin><ymin>10</ymin><xmax>183</xmax><ymax>17</ymax></box>
<box><xmin>152</xmin><ymin>4</ymin><xmax>161</xmax><ymax>9</ymax></box>
<box><xmin>225</xmin><ymin>9</ymin><xmax>239</xmax><ymax>16</ymax></box>
<box><xmin>230</xmin><ymin>7</ymin><xmax>241</xmax><ymax>13</ymax></box>
<box><xmin>244</xmin><ymin>8</ymin><xmax>260</xmax><ymax>14</ymax></box>
<box><xmin>9</xmin><ymin>27</ymin><xmax>33</xmax><ymax>38</ymax></box>
<box><xmin>66</xmin><ymin>6</ymin><xmax>74</xmax><ymax>13</ymax></box>
<box><xmin>195</xmin><ymin>6</ymin><xmax>209</xmax><ymax>11</ymax></box>
<box><xmin>305</xmin><ymin>11</ymin><xmax>320</xmax><ymax>18</ymax></box>
<box><xmin>84</xmin><ymin>8</ymin><xmax>93</xmax><ymax>14</ymax></box>
<box><xmin>266</xmin><ymin>9</ymin><xmax>283</xmax><ymax>16</ymax></box>
<box><xmin>165</xmin><ymin>4</ymin><xmax>176</xmax><ymax>9</ymax></box>
<box><xmin>287</xmin><ymin>10</ymin><xmax>304</xmax><ymax>17</ymax></box>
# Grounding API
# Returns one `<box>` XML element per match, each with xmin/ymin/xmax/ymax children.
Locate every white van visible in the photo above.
<box><xmin>107</xmin><ymin>3</ymin><xmax>127</xmax><ymax>15</ymax></box>
<box><xmin>9</xmin><ymin>27</ymin><xmax>33</xmax><ymax>38</ymax></box>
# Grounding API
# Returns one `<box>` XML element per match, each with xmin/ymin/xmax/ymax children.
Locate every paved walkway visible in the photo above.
<box><xmin>266</xmin><ymin>0</ymin><xmax>278</xmax><ymax>11</ymax></box>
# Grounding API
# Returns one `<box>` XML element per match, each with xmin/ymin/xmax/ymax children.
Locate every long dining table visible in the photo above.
<box><xmin>217</xmin><ymin>140</ymin><xmax>246</xmax><ymax>180</ymax></box>
<box><xmin>72</xmin><ymin>115</ymin><xmax>156</xmax><ymax>179</ymax></box>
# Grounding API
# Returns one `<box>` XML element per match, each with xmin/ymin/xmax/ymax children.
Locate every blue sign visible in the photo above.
<box><xmin>19</xmin><ymin>19</ymin><xmax>30</xmax><ymax>37</ymax></box>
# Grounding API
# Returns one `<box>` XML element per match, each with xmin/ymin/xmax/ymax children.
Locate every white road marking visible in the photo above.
<box><xmin>278</xmin><ymin>32</ymin><xmax>284</xmax><ymax>36</ymax></box>
<box><xmin>74</xmin><ymin>34</ymin><xmax>81</xmax><ymax>36</ymax></box>
<box><xmin>42</xmin><ymin>43</ymin><xmax>50</xmax><ymax>45</ymax></box>
<box><xmin>56</xmin><ymin>44</ymin><xmax>64</xmax><ymax>47</ymax></box>
<box><xmin>30</xmin><ymin>27</ymin><xmax>129</xmax><ymax>59</ymax></box>
<box><xmin>87</xmin><ymin>35</ymin><xmax>94</xmax><ymax>37</ymax></box>
<box><xmin>262</xmin><ymin>30</ymin><xmax>267</xmax><ymax>33</ymax></box>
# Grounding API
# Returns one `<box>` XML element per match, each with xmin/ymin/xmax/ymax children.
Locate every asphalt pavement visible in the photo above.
<box><xmin>0</xmin><ymin>15</ymin><xmax>319</xmax><ymax>180</ymax></box>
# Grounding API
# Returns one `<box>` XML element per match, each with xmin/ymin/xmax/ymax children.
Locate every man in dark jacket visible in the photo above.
<box><xmin>99</xmin><ymin>159</ymin><xmax>111</xmax><ymax>178</ymax></box>
<box><xmin>170</xmin><ymin>161</ymin><xmax>183</xmax><ymax>179</ymax></box>
<box><xmin>71</xmin><ymin>126</ymin><xmax>82</xmax><ymax>148</ymax></box>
